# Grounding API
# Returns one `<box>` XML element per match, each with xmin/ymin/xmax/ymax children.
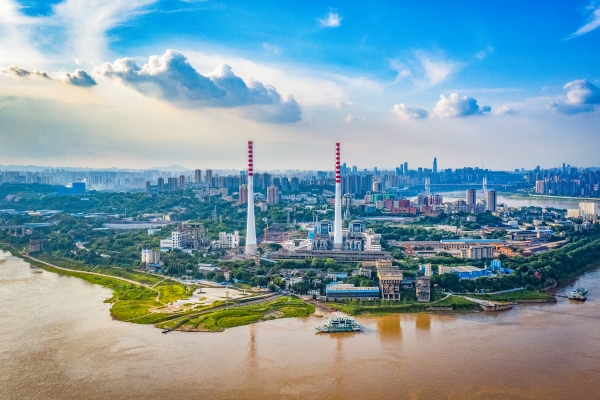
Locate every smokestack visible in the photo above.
<box><xmin>333</xmin><ymin>142</ymin><xmax>343</xmax><ymax>249</ymax></box>
<box><xmin>245</xmin><ymin>141</ymin><xmax>257</xmax><ymax>255</ymax></box>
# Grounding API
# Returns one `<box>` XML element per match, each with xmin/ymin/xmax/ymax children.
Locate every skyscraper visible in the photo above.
<box><xmin>157</xmin><ymin>177</ymin><xmax>164</xmax><ymax>192</ymax></box>
<box><xmin>466</xmin><ymin>188</ymin><xmax>476</xmax><ymax>206</ymax></box>
<box><xmin>179</xmin><ymin>175</ymin><xmax>186</xmax><ymax>190</ymax></box>
<box><xmin>194</xmin><ymin>169</ymin><xmax>201</xmax><ymax>183</ymax></box>
<box><xmin>266</xmin><ymin>184</ymin><xmax>279</xmax><ymax>205</ymax></box>
<box><xmin>404</xmin><ymin>162</ymin><xmax>408</xmax><ymax>174</ymax></box>
<box><xmin>333</xmin><ymin>143</ymin><xmax>343</xmax><ymax>250</ymax></box>
<box><xmin>486</xmin><ymin>190</ymin><xmax>497</xmax><ymax>212</ymax></box>
<box><xmin>245</xmin><ymin>142</ymin><xmax>257</xmax><ymax>255</ymax></box>
<box><xmin>433</xmin><ymin>157</ymin><xmax>437</xmax><ymax>174</ymax></box>
<box><xmin>205</xmin><ymin>169</ymin><xmax>213</xmax><ymax>187</ymax></box>
<box><xmin>145</xmin><ymin>181</ymin><xmax>150</xmax><ymax>195</ymax></box>
<box><xmin>239</xmin><ymin>184</ymin><xmax>248</xmax><ymax>205</ymax></box>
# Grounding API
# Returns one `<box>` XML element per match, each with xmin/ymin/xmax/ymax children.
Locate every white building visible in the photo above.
<box><xmin>219</xmin><ymin>231</ymin><xmax>240</xmax><ymax>249</ymax></box>
<box><xmin>141</xmin><ymin>249</ymin><xmax>161</xmax><ymax>265</ymax></box>
<box><xmin>580</xmin><ymin>202</ymin><xmax>600</xmax><ymax>216</ymax></box>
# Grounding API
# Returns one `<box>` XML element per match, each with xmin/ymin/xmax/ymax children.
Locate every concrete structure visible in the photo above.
<box><xmin>466</xmin><ymin>188</ymin><xmax>476</xmax><ymax>208</ymax></box>
<box><xmin>416</xmin><ymin>276</ymin><xmax>431</xmax><ymax>302</ymax></box>
<box><xmin>219</xmin><ymin>231</ymin><xmax>240</xmax><ymax>249</ymax></box>
<box><xmin>468</xmin><ymin>245</ymin><xmax>494</xmax><ymax>259</ymax></box>
<box><xmin>205</xmin><ymin>169</ymin><xmax>213</xmax><ymax>186</ymax></box>
<box><xmin>333</xmin><ymin>143</ymin><xmax>343</xmax><ymax>249</ymax></box>
<box><xmin>579</xmin><ymin>202</ymin><xmax>600</xmax><ymax>216</ymax></box>
<box><xmin>157</xmin><ymin>177</ymin><xmax>164</xmax><ymax>192</ymax></box>
<box><xmin>168</xmin><ymin>222</ymin><xmax>208</xmax><ymax>253</ymax></box>
<box><xmin>486</xmin><ymin>189</ymin><xmax>497</xmax><ymax>212</ymax></box>
<box><xmin>141</xmin><ymin>249</ymin><xmax>160</xmax><ymax>266</ymax></box>
<box><xmin>325</xmin><ymin>284</ymin><xmax>380</xmax><ymax>301</ymax></box>
<box><xmin>377</xmin><ymin>264</ymin><xmax>403</xmax><ymax>301</ymax></box>
<box><xmin>194</xmin><ymin>169</ymin><xmax>202</xmax><ymax>183</ymax></box>
<box><xmin>29</xmin><ymin>238</ymin><xmax>42</xmax><ymax>253</ymax></box>
<box><xmin>245</xmin><ymin>141</ymin><xmax>257</xmax><ymax>255</ymax></box>
<box><xmin>269</xmin><ymin>249</ymin><xmax>392</xmax><ymax>264</ymax></box>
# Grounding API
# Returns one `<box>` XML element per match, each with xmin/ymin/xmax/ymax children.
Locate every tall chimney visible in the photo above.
<box><xmin>245</xmin><ymin>141</ymin><xmax>257</xmax><ymax>255</ymax></box>
<box><xmin>333</xmin><ymin>142</ymin><xmax>343</xmax><ymax>249</ymax></box>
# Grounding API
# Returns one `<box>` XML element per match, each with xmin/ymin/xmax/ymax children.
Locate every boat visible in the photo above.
<box><xmin>575</xmin><ymin>288</ymin><xmax>588</xmax><ymax>295</ymax></box>
<box><xmin>568</xmin><ymin>291</ymin><xmax>586</xmax><ymax>301</ymax></box>
<box><xmin>316</xmin><ymin>316</ymin><xmax>362</xmax><ymax>333</ymax></box>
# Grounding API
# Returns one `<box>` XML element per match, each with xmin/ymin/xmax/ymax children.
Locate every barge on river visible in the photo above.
<box><xmin>316</xmin><ymin>316</ymin><xmax>362</xmax><ymax>333</ymax></box>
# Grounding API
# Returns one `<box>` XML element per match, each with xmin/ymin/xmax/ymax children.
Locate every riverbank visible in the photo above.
<box><xmin>328</xmin><ymin>295</ymin><xmax>480</xmax><ymax>316</ymax></box>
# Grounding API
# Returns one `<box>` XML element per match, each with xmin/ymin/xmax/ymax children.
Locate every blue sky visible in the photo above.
<box><xmin>1</xmin><ymin>0</ymin><xmax>599</xmax><ymax>169</ymax></box>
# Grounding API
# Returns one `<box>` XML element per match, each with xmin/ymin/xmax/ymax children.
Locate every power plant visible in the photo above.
<box><xmin>333</xmin><ymin>142</ymin><xmax>343</xmax><ymax>250</ymax></box>
<box><xmin>245</xmin><ymin>141</ymin><xmax>257</xmax><ymax>255</ymax></box>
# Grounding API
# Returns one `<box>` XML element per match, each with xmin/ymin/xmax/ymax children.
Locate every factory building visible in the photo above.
<box><xmin>325</xmin><ymin>284</ymin><xmax>380</xmax><ymax>301</ymax></box>
<box><xmin>416</xmin><ymin>276</ymin><xmax>431</xmax><ymax>302</ymax></box>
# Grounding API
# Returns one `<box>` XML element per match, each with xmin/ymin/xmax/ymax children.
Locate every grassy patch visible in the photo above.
<box><xmin>160</xmin><ymin>297</ymin><xmax>315</xmax><ymax>332</ymax></box>
<box><xmin>472</xmin><ymin>290</ymin><xmax>551</xmax><ymax>301</ymax></box>
<box><xmin>155</xmin><ymin>282</ymin><xmax>194</xmax><ymax>303</ymax></box>
<box><xmin>328</xmin><ymin>295</ymin><xmax>479</xmax><ymax>316</ymax></box>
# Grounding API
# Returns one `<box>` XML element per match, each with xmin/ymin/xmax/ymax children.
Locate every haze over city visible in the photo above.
<box><xmin>1</xmin><ymin>0</ymin><xmax>599</xmax><ymax>170</ymax></box>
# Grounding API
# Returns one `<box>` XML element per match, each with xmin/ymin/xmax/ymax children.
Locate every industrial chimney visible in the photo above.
<box><xmin>245</xmin><ymin>141</ymin><xmax>257</xmax><ymax>254</ymax></box>
<box><xmin>333</xmin><ymin>143</ymin><xmax>343</xmax><ymax>249</ymax></box>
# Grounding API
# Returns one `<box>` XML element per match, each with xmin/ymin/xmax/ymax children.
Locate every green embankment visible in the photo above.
<box><xmin>471</xmin><ymin>290</ymin><xmax>552</xmax><ymax>302</ymax></box>
<box><xmin>2</xmin><ymin>248</ymin><xmax>193</xmax><ymax>324</ymax></box>
<box><xmin>157</xmin><ymin>297</ymin><xmax>315</xmax><ymax>332</ymax></box>
<box><xmin>328</xmin><ymin>296</ymin><xmax>479</xmax><ymax>316</ymax></box>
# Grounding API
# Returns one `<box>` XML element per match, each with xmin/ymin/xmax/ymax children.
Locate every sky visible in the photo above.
<box><xmin>0</xmin><ymin>0</ymin><xmax>599</xmax><ymax>171</ymax></box>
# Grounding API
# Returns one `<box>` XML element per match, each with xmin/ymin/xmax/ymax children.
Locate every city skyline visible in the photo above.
<box><xmin>1</xmin><ymin>1</ymin><xmax>599</xmax><ymax>169</ymax></box>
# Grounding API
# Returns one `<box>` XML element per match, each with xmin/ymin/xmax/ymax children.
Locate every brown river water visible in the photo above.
<box><xmin>1</xmin><ymin>250</ymin><xmax>599</xmax><ymax>400</ymax></box>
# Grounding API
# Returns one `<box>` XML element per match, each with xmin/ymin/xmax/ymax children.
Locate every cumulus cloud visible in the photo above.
<box><xmin>494</xmin><ymin>105</ymin><xmax>515</xmax><ymax>115</ymax></box>
<box><xmin>564</xmin><ymin>79</ymin><xmax>600</xmax><ymax>105</ymax></box>
<box><xmin>1</xmin><ymin>65</ymin><xmax>97</xmax><ymax>87</ymax></box>
<box><xmin>96</xmin><ymin>49</ymin><xmax>301</xmax><ymax>123</ymax></box>
<box><xmin>318</xmin><ymin>12</ymin><xmax>342</xmax><ymax>28</ymax></box>
<box><xmin>550</xmin><ymin>79</ymin><xmax>600</xmax><ymax>114</ymax></box>
<box><xmin>392</xmin><ymin>103</ymin><xmax>429</xmax><ymax>120</ymax></box>
<box><xmin>432</xmin><ymin>93</ymin><xmax>491</xmax><ymax>117</ymax></box>
<box><xmin>1</xmin><ymin>65</ymin><xmax>50</xmax><ymax>79</ymax></box>
<box><xmin>58</xmin><ymin>70</ymin><xmax>97</xmax><ymax>87</ymax></box>
<box><xmin>566</xmin><ymin>3</ymin><xmax>600</xmax><ymax>39</ymax></box>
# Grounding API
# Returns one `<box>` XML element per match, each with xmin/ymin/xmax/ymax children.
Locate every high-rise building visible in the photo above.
<box><xmin>245</xmin><ymin>142</ymin><xmax>257</xmax><ymax>255</ymax></box>
<box><xmin>145</xmin><ymin>181</ymin><xmax>150</xmax><ymax>195</ymax></box>
<box><xmin>168</xmin><ymin>177</ymin><xmax>178</xmax><ymax>191</ymax></box>
<box><xmin>239</xmin><ymin>184</ymin><xmax>248</xmax><ymax>205</ymax></box>
<box><xmin>403</xmin><ymin>162</ymin><xmax>408</xmax><ymax>174</ymax></box>
<box><xmin>266</xmin><ymin>184</ymin><xmax>279</xmax><ymax>205</ymax></box>
<box><xmin>290</xmin><ymin>177</ymin><xmax>299</xmax><ymax>192</ymax></box>
<box><xmin>486</xmin><ymin>190</ymin><xmax>497</xmax><ymax>212</ymax></box>
<box><xmin>194</xmin><ymin>169</ymin><xmax>202</xmax><ymax>183</ymax></box>
<box><xmin>179</xmin><ymin>175</ymin><xmax>186</xmax><ymax>190</ymax></box>
<box><xmin>466</xmin><ymin>188</ymin><xmax>476</xmax><ymax>206</ymax></box>
<box><xmin>333</xmin><ymin>143</ymin><xmax>343</xmax><ymax>250</ymax></box>
<box><xmin>157</xmin><ymin>177</ymin><xmax>164</xmax><ymax>192</ymax></box>
<box><xmin>433</xmin><ymin>157</ymin><xmax>437</xmax><ymax>174</ymax></box>
<box><xmin>205</xmin><ymin>169</ymin><xmax>213</xmax><ymax>187</ymax></box>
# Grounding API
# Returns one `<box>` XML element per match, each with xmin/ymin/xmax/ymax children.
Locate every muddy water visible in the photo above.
<box><xmin>1</xmin><ymin>250</ymin><xmax>599</xmax><ymax>399</ymax></box>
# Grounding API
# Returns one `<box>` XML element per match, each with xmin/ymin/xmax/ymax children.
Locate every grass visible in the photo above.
<box><xmin>155</xmin><ymin>282</ymin><xmax>195</xmax><ymax>303</ymax></box>
<box><xmin>471</xmin><ymin>290</ymin><xmax>552</xmax><ymax>302</ymax></box>
<box><xmin>158</xmin><ymin>297</ymin><xmax>315</xmax><ymax>332</ymax></box>
<box><xmin>328</xmin><ymin>295</ymin><xmax>480</xmax><ymax>316</ymax></box>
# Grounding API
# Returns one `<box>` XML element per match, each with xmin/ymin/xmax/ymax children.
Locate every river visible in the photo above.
<box><xmin>1</xmin><ymin>250</ymin><xmax>599</xmax><ymax>399</ymax></box>
<box><xmin>428</xmin><ymin>190</ymin><xmax>600</xmax><ymax>210</ymax></box>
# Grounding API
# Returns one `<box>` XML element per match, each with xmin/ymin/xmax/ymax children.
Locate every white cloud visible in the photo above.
<box><xmin>318</xmin><ymin>12</ymin><xmax>342</xmax><ymax>28</ymax></box>
<box><xmin>420</xmin><ymin>56</ymin><xmax>455</xmax><ymax>86</ymax></box>
<box><xmin>1</xmin><ymin>65</ymin><xmax>50</xmax><ymax>79</ymax></box>
<box><xmin>389</xmin><ymin>59</ymin><xmax>411</xmax><ymax>81</ymax></box>
<box><xmin>564</xmin><ymin>79</ymin><xmax>600</xmax><ymax>104</ymax></box>
<box><xmin>549</xmin><ymin>79</ymin><xmax>600</xmax><ymax>114</ymax></box>
<box><xmin>566</xmin><ymin>3</ymin><xmax>600</xmax><ymax>39</ymax></box>
<box><xmin>96</xmin><ymin>49</ymin><xmax>301</xmax><ymax>123</ymax></box>
<box><xmin>345</xmin><ymin>114</ymin><xmax>354</xmax><ymax>122</ymax></box>
<box><xmin>392</xmin><ymin>103</ymin><xmax>429</xmax><ymax>120</ymax></box>
<box><xmin>432</xmin><ymin>93</ymin><xmax>491</xmax><ymax>117</ymax></box>
<box><xmin>475</xmin><ymin>46</ymin><xmax>494</xmax><ymax>60</ymax></box>
<box><xmin>1</xmin><ymin>65</ymin><xmax>97</xmax><ymax>87</ymax></box>
<box><xmin>494</xmin><ymin>105</ymin><xmax>515</xmax><ymax>115</ymax></box>
<box><xmin>262</xmin><ymin>43</ymin><xmax>283</xmax><ymax>56</ymax></box>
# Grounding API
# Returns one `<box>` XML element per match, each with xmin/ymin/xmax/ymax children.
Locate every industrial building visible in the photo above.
<box><xmin>141</xmin><ymin>249</ymin><xmax>161</xmax><ymax>267</ymax></box>
<box><xmin>377</xmin><ymin>261</ymin><xmax>403</xmax><ymax>301</ymax></box>
<box><xmin>325</xmin><ymin>284</ymin><xmax>380</xmax><ymax>301</ymax></box>
<box><xmin>438</xmin><ymin>265</ymin><xmax>488</xmax><ymax>280</ymax></box>
<box><xmin>416</xmin><ymin>276</ymin><xmax>431</xmax><ymax>302</ymax></box>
